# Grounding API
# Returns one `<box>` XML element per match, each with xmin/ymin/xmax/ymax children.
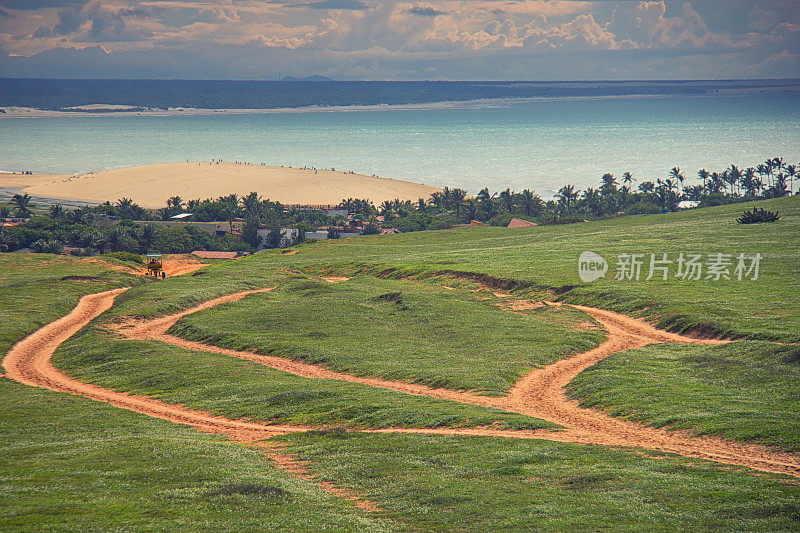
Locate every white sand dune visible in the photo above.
<box><xmin>13</xmin><ymin>162</ymin><xmax>441</xmax><ymax>208</ymax></box>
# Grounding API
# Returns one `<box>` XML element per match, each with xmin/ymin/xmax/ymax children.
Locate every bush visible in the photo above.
<box><xmin>31</xmin><ymin>239</ymin><xmax>64</xmax><ymax>254</ymax></box>
<box><xmin>361</xmin><ymin>223</ymin><xmax>381</xmax><ymax>235</ymax></box>
<box><xmin>624</xmin><ymin>201</ymin><xmax>661</xmax><ymax>215</ymax></box>
<box><xmin>105</xmin><ymin>251</ymin><xmax>144</xmax><ymax>264</ymax></box>
<box><xmin>488</xmin><ymin>213</ymin><xmax>514</xmax><ymax>227</ymax></box>
<box><xmin>737</xmin><ymin>208</ymin><xmax>780</xmax><ymax>224</ymax></box>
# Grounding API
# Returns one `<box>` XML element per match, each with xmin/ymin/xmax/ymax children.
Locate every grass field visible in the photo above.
<box><xmin>99</xmin><ymin>197</ymin><xmax>799</xmax><ymax>342</ymax></box>
<box><xmin>567</xmin><ymin>340</ymin><xmax>800</xmax><ymax>452</ymax></box>
<box><xmin>0</xmin><ymin>380</ymin><xmax>389</xmax><ymax>532</ymax></box>
<box><xmin>282</xmin><ymin>431</ymin><xmax>800</xmax><ymax>531</ymax></box>
<box><xmin>0</xmin><ymin>256</ymin><xmax>387</xmax><ymax>531</ymax></box>
<box><xmin>53</xmin><ymin>328</ymin><xmax>554</xmax><ymax>430</ymax></box>
<box><xmin>0</xmin><ymin>254</ymin><xmax>140</xmax><ymax>354</ymax></box>
<box><xmin>251</xmin><ymin>196</ymin><xmax>798</xmax><ymax>341</ymax></box>
<box><xmin>168</xmin><ymin>275</ymin><xmax>604</xmax><ymax>394</ymax></box>
<box><xmin>3</xmin><ymin>196</ymin><xmax>800</xmax><ymax>530</ymax></box>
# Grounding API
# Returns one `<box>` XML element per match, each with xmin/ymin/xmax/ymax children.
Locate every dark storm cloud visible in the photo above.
<box><xmin>287</xmin><ymin>0</ymin><xmax>369</xmax><ymax>10</ymax></box>
<box><xmin>409</xmin><ymin>5</ymin><xmax>447</xmax><ymax>17</ymax></box>
<box><xmin>0</xmin><ymin>0</ymin><xmax>86</xmax><ymax>9</ymax></box>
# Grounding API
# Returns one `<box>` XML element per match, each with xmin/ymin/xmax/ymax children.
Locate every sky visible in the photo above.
<box><xmin>0</xmin><ymin>1</ymin><xmax>798</xmax><ymax>80</ymax></box>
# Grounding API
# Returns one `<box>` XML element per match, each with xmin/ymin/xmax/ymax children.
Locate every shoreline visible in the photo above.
<box><xmin>2</xmin><ymin>87</ymin><xmax>797</xmax><ymax>119</ymax></box>
<box><xmin>2</xmin><ymin>162</ymin><xmax>442</xmax><ymax>208</ymax></box>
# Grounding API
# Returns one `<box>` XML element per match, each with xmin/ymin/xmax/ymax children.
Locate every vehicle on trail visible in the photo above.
<box><xmin>146</xmin><ymin>254</ymin><xmax>166</xmax><ymax>279</ymax></box>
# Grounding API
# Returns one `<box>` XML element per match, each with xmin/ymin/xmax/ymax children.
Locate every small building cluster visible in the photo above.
<box><xmin>135</xmin><ymin>206</ymin><xmax>404</xmax><ymax>250</ymax></box>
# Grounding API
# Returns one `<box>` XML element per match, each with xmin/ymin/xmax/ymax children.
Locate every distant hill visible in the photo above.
<box><xmin>0</xmin><ymin>78</ymin><xmax>797</xmax><ymax>112</ymax></box>
<box><xmin>280</xmin><ymin>75</ymin><xmax>334</xmax><ymax>82</ymax></box>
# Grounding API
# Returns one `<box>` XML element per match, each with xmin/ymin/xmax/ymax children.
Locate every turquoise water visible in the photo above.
<box><xmin>2</xmin><ymin>94</ymin><xmax>798</xmax><ymax>197</ymax></box>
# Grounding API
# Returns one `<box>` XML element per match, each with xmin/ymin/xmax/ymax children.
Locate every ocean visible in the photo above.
<box><xmin>2</xmin><ymin>93</ymin><xmax>798</xmax><ymax>198</ymax></box>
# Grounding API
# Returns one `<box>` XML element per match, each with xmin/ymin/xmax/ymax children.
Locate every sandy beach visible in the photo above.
<box><xmin>5</xmin><ymin>162</ymin><xmax>441</xmax><ymax>208</ymax></box>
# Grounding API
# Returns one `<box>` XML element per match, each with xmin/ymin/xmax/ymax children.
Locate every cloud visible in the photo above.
<box><xmin>286</xmin><ymin>0</ymin><xmax>369</xmax><ymax>11</ymax></box>
<box><xmin>408</xmin><ymin>4</ymin><xmax>446</xmax><ymax>17</ymax></box>
<box><xmin>0</xmin><ymin>0</ymin><xmax>86</xmax><ymax>9</ymax></box>
<box><xmin>1</xmin><ymin>0</ymin><xmax>799</xmax><ymax>80</ymax></box>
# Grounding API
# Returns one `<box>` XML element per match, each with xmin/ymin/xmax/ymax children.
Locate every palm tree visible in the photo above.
<box><xmin>498</xmin><ymin>188</ymin><xmax>515</xmax><ymax>213</ymax></box>
<box><xmin>621</xmin><ymin>171</ymin><xmax>635</xmax><ymax>193</ymax></box>
<box><xmin>440</xmin><ymin>187</ymin><xmax>452</xmax><ymax>210</ymax></box>
<box><xmin>167</xmin><ymin>196</ymin><xmax>183</xmax><ymax>210</ymax></box>
<box><xmin>764</xmin><ymin>159</ymin><xmax>775</xmax><ymax>188</ymax></box>
<box><xmin>669</xmin><ymin>167</ymin><xmax>685</xmax><ymax>195</ymax></box>
<box><xmin>452</xmin><ymin>188</ymin><xmax>468</xmax><ymax>221</ymax></box>
<box><xmin>11</xmin><ymin>193</ymin><xmax>33</xmax><ymax>218</ymax></box>
<box><xmin>722</xmin><ymin>168</ymin><xmax>739</xmax><ymax>196</ymax></box>
<box><xmin>742</xmin><ymin>168</ymin><xmax>757</xmax><ymax>197</ymax></box>
<box><xmin>476</xmin><ymin>188</ymin><xmax>497</xmax><ymax>220</ymax></box>
<box><xmin>638</xmin><ymin>181</ymin><xmax>655</xmax><ymax>194</ymax></box>
<box><xmin>136</xmin><ymin>224</ymin><xmax>156</xmax><ymax>253</ymax></box>
<box><xmin>417</xmin><ymin>198</ymin><xmax>428</xmax><ymax>212</ymax></box>
<box><xmin>727</xmin><ymin>165</ymin><xmax>742</xmax><ymax>196</ymax></box>
<box><xmin>556</xmin><ymin>184</ymin><xmax>578</xmax><ymax>214</ymax></box>
<box><xmin>697</xmin><ymin>169</ymin><xmax>710</xmax><ymax>194</ymax></box>
<box><xmin>49</xmin><ymin>204</ymin><xmax>64</xmax><ymax>218</ymax></box>
<box><xmin>379</xmin><ymin>200</ymin><xmax>393</xmax><ymax>216</ymax></box>
<box><xmin>600</xmin><ymin>173</ymin><xmax>617</xmax><ymax>197</ymax></box>
<box><xmin>773</xmin><ymin>174</ymin><xmax>789</xmax><ymax>197</ymax></box>
<box><xmin>240</xmin><ymin>192</ymin><xmax>262</xmax><ymax>217</ymax></box>
<box><xmin>582</xmin><ymin>187</ymin><xmax>604</xmax><ymax>217</ymax></box>
<box><xmin>786</xmin><ymin>164</ymin><xmax>797</xmax><ymax>195</ymax></box>
<box><xmin>517</xmin><ymin>189</ymin><xmax>542</xmax><ymax>218</ymax></box>
<box><xmin>463</xmin><ymin>199</ymin><xmax>478</xmax><ymax>221</ymax></box>
<box><xmin>773</xmin><ymin>157</ymin><xmax>785</xmax><ymax>176</ymax></box>
<box><xmin>0</xmin><ymin>206</ymin><xmax>9</xmax><ymax>221</ymax></box>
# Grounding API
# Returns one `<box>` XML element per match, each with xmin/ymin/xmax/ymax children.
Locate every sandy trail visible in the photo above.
<box><xmin>1</xmin><ymin>287</ymin><xmax>384</xmax><ymax>510</ymax></box>
<box><xmin>5</xmin><ymin>287</ymin><xmax>800</xmax><ymax>480</ymax></box>
<box><xmin>111</xmin><ymin>288</ymin><xmax>800</xmax><ymax>477</ymax></box>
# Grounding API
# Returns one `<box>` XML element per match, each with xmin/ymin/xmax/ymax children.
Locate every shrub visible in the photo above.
<box><xmin>361</xmin><ymin>223</ymin><xmax>381</xmax><ymax>235</ymax></box>
<box><xmin>737</xmin><ymin>208</ymin><xmax>780</xmax><ymax>224</ymax></box>
<box><xmin>31</xmin><ymin>239</ymin><xmax>64</xmax><ymax>254</ymax></box>
<box><xmin>624</xmin><ymin>201</ymin><xmax>661</xmax><ymax>215</ymax></box>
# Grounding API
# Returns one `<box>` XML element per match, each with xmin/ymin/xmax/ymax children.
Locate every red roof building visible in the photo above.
<box><xmin>507</xmin><ymin>218</ymin><xmax>538</xmax><ymax>228</ymax></box>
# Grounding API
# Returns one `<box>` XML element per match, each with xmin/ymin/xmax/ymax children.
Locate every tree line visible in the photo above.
<box><xmin>340</xmin><ymin>157</ymin><xmax>798</xmax><ymax>230</ymax></box>
<box><xmin>2</xmin><ymin>156</ymin><xmax>796</xmax><ymax>252</ymax></box>
<box><xmin>0</xmin><ymin>191</ymin><xmax>340</xmax><ymax>254</ymax></box>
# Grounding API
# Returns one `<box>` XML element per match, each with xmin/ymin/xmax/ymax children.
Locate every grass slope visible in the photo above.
<box><xmin>0</xmin><ymin>380</ymin><xmax>387</xmax><ymax>532</ymax></box>
<box><xmin>283</xmin><ymin>431</ymin><xmax>800</xmax><ymax>532</ymax></box>
<box><xmin>168</xmin><ymin>276</ymin><xmax>603</xmax><ymax>394</ymax></box>
<box><xmin>102</xmin><ymin>197</ymin><xmax>799</xmax><ymax>340</ymax></box>
<box><xmin>0</xmin><ymin>255</ymin><xmax>385</xmax><ymax>531</ymax></box>
<box><xmin>248</xmin><ymin>196</ymin><xmax>798</xmax><ymax>340</ymax></box>
<box><xmin>0</xmin><ymin>253</ymin><xmax>140</xmax><ymax>353</ymax></box>
<box><xmin>54</xmin><ymin>328</ymin><xmax>554</xmax><ymax>430</ymax></box>
<box><xmin>567</xmin><ymin>341</ymin><xmax>800</xmax><ymax>452</ymax></box>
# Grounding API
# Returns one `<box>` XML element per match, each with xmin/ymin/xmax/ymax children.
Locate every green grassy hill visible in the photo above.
<box><xmin>257</xmin><ymin>196</ymin><xmax>799</xmax><ymax>340</ymax></box>
<box><xmin>2</xmin><ymin>197</ymin><xmax>799</xmax><ymax>530</ymax></box>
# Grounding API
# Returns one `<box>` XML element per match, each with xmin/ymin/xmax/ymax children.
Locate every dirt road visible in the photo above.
<box><xmin>5</xmin><ymin>287</ymin><xmax>800</xmax><ymax>480</ymax></box>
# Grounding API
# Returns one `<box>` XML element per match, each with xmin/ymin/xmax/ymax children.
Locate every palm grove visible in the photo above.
<box><xmin>351</xmin><ymin>157</ymin><xmax>798</xmax><ymax>230</ymax></box>
<box><xmin>1</xmin><ymin>157</ymin><xmax>796</xmax><ymax>254</ymax></box>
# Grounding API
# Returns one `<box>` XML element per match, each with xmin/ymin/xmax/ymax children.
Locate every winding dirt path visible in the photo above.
<box><xmin>4</xmin><ymin>287</ymin><xmax>800</xmax><ymax>481</ymax></box>
<box><xmin>1</xmin><ymin>288</ymin><xmax>383</xmax><ymax>511</ymax></box>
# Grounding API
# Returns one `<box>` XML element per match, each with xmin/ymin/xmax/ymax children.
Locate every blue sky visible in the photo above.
<box><xmin>0</xmin><ymin>1</ymin><xmax>798</xmax><ymax>79</ymax></box>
